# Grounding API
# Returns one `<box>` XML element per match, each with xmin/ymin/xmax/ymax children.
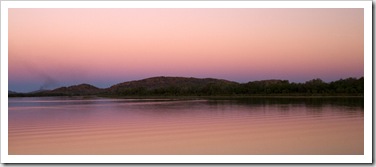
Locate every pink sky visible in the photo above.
<box><xmin>9</xmin><ymin>8</ymin><xmax>364</xmax><ymax>92</ymax></box>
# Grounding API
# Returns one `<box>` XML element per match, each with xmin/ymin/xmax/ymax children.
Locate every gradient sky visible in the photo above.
<box><xmin>9</xmin><ymin>8</ymin><xmax>364</xmax><ymax>92</ymax></box>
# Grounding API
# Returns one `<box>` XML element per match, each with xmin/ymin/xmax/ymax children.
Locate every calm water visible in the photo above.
<box><xmin>9</xmin><ymin>97</ymin><xmax>364</xmax><ymax>155</ymax></box>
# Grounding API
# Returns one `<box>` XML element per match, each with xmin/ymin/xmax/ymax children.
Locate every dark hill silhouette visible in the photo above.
<box><xmin>109</xmin><ymin>76</ymin><xmax>237</xmax><ymax>89</ymax></box>
<box><xmin>50</xmin><ymin>84</ymin><xmax>102</xmax><ymax>95</ymax></box>
<box><xmin>14</xmin><ymin>84</ymin><xmax>102</xmax><ymax>97</ymax></box>
<box><xmin>28</xmin><ymin>89</ymin><xmax>50</xmax><ymax>94</ymax></box>
<box><xmin>106</xmin><ymin>76</ymin><xmax>239</xmax><ymax>95</ymax></box>
<box><xmin>8</xmin><ymin>90</ymin><xmax>18</xmax><ymax>94</ymax></box>
<box><xmin>8</xmin><ymin>76</ymin><xmax>364</xmax><ymax>97</ymax></box>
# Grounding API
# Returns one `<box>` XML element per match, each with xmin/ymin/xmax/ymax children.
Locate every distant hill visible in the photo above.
<box><xmin>8</xmin><ymin>76</ymin><xmax>364</xmax><ymax>97</ymax></box>
<box><xmin>106</xmin><ymin>76</ymin><xmax>239</xmax><ymax>95</ymax></box>
<box><xmin>247</xmin><ymin>79</ymin><xmax>289</xmax><ymax>85</ymax></box>
<box><xmin>49</xmin><ymin>84</ymin><xmax>102</xmax><ymax>96</ymax></box>
<box><xmin>28</xmin><ymin>89</ymin><xmax>50</xmax><ymax>94</ymax></box>
<box><xmin>9</xmin><ymin>84</ymin><xmax>102</xmax><ymax>97</ymax></box>
<box><xmin>8</xmin><ymin>90</ymin><xmax>18</xmax><ymax>94</ymax></box>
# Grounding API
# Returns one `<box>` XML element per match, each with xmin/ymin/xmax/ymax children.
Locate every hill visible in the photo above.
<box><xmin>8</xmin><ymin>90</ymin><xmax>18</xmax><ymax>95</ymax></box>
<box><xmin>49</xmin><ymin>84</ymin><xmax>102</xmax><ymax>96</ymax></box>
<box><xmin>28</xmin><ymin>89</ymin><xmax>50</xmax><ymax>94</ymax></box>
<box><xmin>8</xmin><ymin>76</ymin><xmax>364</xmax><ymax>97</ymax></box>
<box><xmin>9</xmin><ymin>84</ymin><xmax>102</xmax><ymax>97</ymax></box>
<box><xmin>105</xmin><ymin>76</ymin><xmax>239</xmax><ymax>96</ymax></box>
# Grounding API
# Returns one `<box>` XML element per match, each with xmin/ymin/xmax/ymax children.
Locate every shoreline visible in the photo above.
<box><xmin>99</xmin><ymin>95</ymin><xmax>364</xmax><ymax>99</ymax></box>
<box><xmin>8</xmin><ymin>94</ymin><xmax>364</xmax><ymax>99</ymax></box>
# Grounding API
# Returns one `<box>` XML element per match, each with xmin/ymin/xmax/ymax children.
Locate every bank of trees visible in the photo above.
<box><xmin>108</xmin><ymin>77</ymin><xmax>364</xmax><ymax>96</ymax></box>
<box><xmin>9</xmin><ymin>77</ymin><xmax>364</xmax><ymax>97</ymax></box>
<box><xmin>236</xmin><ymin>77</ymin><xmax>364</xmax><ymax>96</ymax></box>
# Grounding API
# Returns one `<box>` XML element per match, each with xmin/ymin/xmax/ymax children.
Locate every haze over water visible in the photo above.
<box><xmin>9</xmin><ymin>97</ymin><xmax>363</xmax><ymax>154</ymax></box>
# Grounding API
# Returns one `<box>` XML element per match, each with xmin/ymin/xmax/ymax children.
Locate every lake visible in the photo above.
<box><xmin>8</xmin><ymin>96</ymin><xmax>363</xmax><ymax>155</ymax></box>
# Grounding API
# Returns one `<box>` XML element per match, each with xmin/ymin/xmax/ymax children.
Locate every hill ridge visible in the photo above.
<box><xmin>8</xmin><ymin>76</ymin><xmax>364</xmax><ymax>97</ymax></box>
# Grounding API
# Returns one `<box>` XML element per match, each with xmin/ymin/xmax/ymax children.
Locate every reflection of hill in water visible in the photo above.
<box><xmin>206</xmin><ymin>97</ymin><xmax>364</xmax><ymax>109</ymax></box>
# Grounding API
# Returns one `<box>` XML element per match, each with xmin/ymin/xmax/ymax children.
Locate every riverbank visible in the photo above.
<box><xmin>97</xmin><ymin>94</ymin><xmax>364</xmax><ymax>100</ymax></box>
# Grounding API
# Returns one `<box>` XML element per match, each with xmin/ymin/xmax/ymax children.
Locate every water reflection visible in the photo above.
<box><xmin>209</xmin><ymin>97</ymin><xmax>363</xmax><ymax>107</ymax></box>
<box><xmin>9</xmin><ymin>97</ymin><xmax>363</xmax><ymax>155</ymax></box>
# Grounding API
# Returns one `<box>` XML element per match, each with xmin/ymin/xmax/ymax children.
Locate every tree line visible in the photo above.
<box><xmin>107</xmin><ymin>77</ymin><xmax>364</xmax><ymax>96</ymax></box>
<box><xmin>9</xmin><ymin>77</ymin><xmax>364</xmax><ymax>97</ymax></box>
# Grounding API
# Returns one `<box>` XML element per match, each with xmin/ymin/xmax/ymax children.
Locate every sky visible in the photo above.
<box><xmin>8</xmin><ymin>8</ymin><xmax>364</xmax><ymax>93</ymax></box>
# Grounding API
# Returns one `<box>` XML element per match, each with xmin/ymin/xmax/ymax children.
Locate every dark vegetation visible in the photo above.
<box><xmin>9</xmin><ymin>76</ymin><xmax>364</xmax><ymax>97</ymax></box>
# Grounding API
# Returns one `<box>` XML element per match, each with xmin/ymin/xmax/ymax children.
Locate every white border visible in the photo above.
<box><xmin>1</xmin><ymin>1</ymin><xmax>372</xmax><ymax>163</ymax></box>
<box><xmin>0</xmin><ymin>1</ymin><xmax>372</xmax><ymax>8</ymax></box>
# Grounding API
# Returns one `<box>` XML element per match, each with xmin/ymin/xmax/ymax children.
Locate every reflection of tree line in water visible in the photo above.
<box><xmin>206</xmin><ymin>97</ymin><xmax>364</xmax><ymax>109</ymax></box>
